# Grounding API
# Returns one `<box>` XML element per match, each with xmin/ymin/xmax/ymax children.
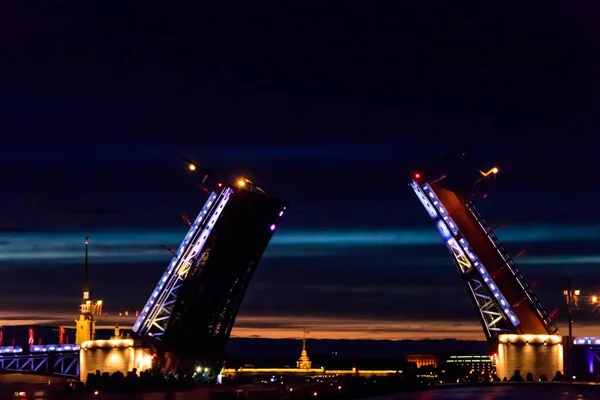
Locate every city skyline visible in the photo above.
<box><xmin>2</xmin><ymin>2</ymin><xmax>599</xmax><ymax>345</ymax></box>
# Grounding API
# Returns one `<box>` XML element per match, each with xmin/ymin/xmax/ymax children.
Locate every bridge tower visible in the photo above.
<box><xmin>75</xmin><ymin>236</ymin><xmax>103</xmax><ymax>345</ymax></box>
<box><xmin>133</xmin><ymin>166</ymin><xmax>288</xmax><ymax>379</ymax></box>
<box><xmin>410</xmin><ymin>170</ymin><xmax>557</xmax><ymax>345</ymax></box>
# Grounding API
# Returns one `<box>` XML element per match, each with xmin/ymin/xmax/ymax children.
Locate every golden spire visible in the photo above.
<box><xmin>302</xmin><ymin>328</ymin><xmax>308</xmax><ymax>350</ymax></box>
<box><xmin>297</xmin><ymin>329</ymin><xmax>312</xmax><ymax>369</ymax></box>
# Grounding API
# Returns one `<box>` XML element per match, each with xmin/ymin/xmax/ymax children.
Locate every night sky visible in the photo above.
<box><xmin>1</xmin><ymin>3</ymin><xmax>599</xmax><ymax>341</ymax></box>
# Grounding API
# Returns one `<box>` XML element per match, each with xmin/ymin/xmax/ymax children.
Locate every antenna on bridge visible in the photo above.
<box><xmin>161</xmin><ymin>244</ymin><xmax>177</xmax><ymax>257</ymax></box>
<box><xmin>181</xmin><ymin>213</ymin><xmax>192</xmax><ymax>226</ymax></box>
<box><xmin>423</xmin><ymin>147</ymin><xmax>468</xmax><ymax>179</ymax></box>
<box><xmin>183</xmin><ymin>157</ymin><xmax>223</xmax><ymax>190</ymax></box>
<box><xmin>462</xmin><ymin>165</ymin><xmax>499</xmax><ymax>198</ymax></box>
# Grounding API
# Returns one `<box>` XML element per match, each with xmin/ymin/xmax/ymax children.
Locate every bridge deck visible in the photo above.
<box><xmin>369</xmin><ymin>383</ymin><xmax>600</xmax><ymax>400</ymax></box>
<box><xmin>0</xmin><ymin>351</ymin><xmax>79</xmax><ymax>377</ymax></box>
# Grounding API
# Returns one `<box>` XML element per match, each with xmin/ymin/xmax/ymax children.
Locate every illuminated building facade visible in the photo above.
<box><xmin>133</xmin><ymin>182</ymin><xmax>288</xmax><ymax>378</ymax></box>
<box><xmin>405</xmin><ymin>354</ymin><xmax>437</xmax><ymax>368</ymax></box>
<box><xmin>443</xmin><ymin>355</ymin><xmax>494</xmax><ymax>375</ymax></box>
<box><xmin>410</xmin><ymin>171</ymin><xmax>557</xmax><ymax>344</ymax></box>
<box><xmin>222</xmin><ymin>339</ymin><xmax>400</xmax><ymax>379</ymax></box>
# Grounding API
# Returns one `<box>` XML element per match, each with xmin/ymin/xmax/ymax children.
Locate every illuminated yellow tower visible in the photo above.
<box><xmin>296</xmin><ymin>329</ymin><xmax>312</xmax><ymax>370</ymax></box>
<box><xmin>75</xmin><ymin>236</ymin><xmax>103</xmax><ymax>345</ymax></box>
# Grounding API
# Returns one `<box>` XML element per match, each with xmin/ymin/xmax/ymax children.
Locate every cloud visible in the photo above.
<box><xmin>1</xmin><ymin>224</ymin><xmax>600</xmax><ymax>264</ymax></box>
<box><xmin>0</xmin><ymin>309</ymin><xmax>137</xmax><ymax>330</ymax></box>
<box><xmin>0</xmin><ymin>223</ymin><xmax>596</xmax><ymax>342</ymax></box>
<box><xmin>231</xmin><ymin>316</ymin><xmax>486</xmax><ymax>340</ymax></box>
<box><xmin>408</xmin><ymin>255</ymin><xmax>600</xmax><ymax>269</ymax></box>
<box><xmin>2</xmin><ymin>310</ymin><xmax>591</xmax><ymax>342</ymax></box>
<box><xmin>519</xmin><ymin>255</ymin><xmax>600</xmax><ymax>265</ymax></box>
<box><xmin>230</xmin><ymin>315</ymin><xmax>600</xmax><ymax>341</ymax></box>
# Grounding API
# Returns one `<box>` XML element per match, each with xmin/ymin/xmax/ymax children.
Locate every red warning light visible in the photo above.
<box><xmin>217</xmin><ymin>183</ymin><xmax>223</xmax><ymax>188</ymax></box>
<box><xmin>414</xmin><ymin>173</ymin><xmax>421</xmax><ymax>179</ymax></box>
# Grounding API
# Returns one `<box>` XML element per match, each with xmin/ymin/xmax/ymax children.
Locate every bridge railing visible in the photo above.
<box><xmin>465</xmin><ymin>201</ymin><xmax>557</xmax><ymax>333</ymax></box>
<box><xmin>0</xmin><ymin>350</ymin><xmax>79</xmax><ymax>377</ymax></box>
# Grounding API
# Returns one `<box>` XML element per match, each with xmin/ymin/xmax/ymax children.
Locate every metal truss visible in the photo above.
<box><xmin>465</xmin><ymin>202</ymin><xmax>558</xmax><ymax>333</ymax></box>
<box><xmin>152</xmin><ymin>189</ymin><xmax>288</xmax><ymax>378</ymax></box>
<box><xmin>446</xmin><ymin>238</ymin><xmax>514</xmax><ymax>341</ymax></box>
<box><xmin>411</xmin><ymin>179</ymin><xmax>520</xmax><ymax>342</ymax></box>
<box><xmin>0</xmin><ymin>352</ymin><xmax>79</xmax><ymax>377</ymax></box>
<box><xmin>161</xmin><ymin>255</ymin><xmax>255</xmax><ymax>374</ymax></box>
<box><xmin>466</xmin><ymin>277</ymin><xmax>511</xmax><ymax>338</ymax></box>
<box><xmin>447</xmin><ymin>237</ymin><xmax>472</xmax><ymax>273</ymax></box>
<box><xmin>133</xmin><ymin>188</ymin><xmax>234</xmax><ymax>339</ymax></box>
<box><xmin>208</xmin><ymin>263</ymin><xmax>255</xmax><ymax>341</ymax></box>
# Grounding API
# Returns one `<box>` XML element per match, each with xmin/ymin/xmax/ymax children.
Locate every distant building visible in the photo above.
<box><xmin>443</xmin><ymin>355</ymin><xmax>494</xmax><ymax>375</ymax></box>
<box><xmin>405</xmin><ymin>354</ymin><xmax>438</xmax><ymax>368</ymax></box>
<box><xmin>222</xmin><ymin>332</ymin><xmax>400</xmax><ymax>379</ymax></box>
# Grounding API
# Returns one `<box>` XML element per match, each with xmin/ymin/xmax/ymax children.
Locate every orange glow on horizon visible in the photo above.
<box><xmin>0</xmin><ymin>312</ymin><xmax>594</xmax><ymax>341</ymax></box>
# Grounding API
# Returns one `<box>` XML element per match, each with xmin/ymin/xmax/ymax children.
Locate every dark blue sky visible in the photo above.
<box><xmin>1</xmin><ymin>2</ymin><xmax>599</xmax><ymax>341</ymax></box>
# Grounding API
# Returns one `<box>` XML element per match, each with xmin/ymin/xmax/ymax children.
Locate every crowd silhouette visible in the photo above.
<box><xmin>504</xmin><ymin>369</ymin><xmax>564</xmax><ymax>382</ymax></box>
<box><xmin>61</xmin><ymin>368</ymin><xmax>196</xmax><ymax>395</ymax></box>
<box><xmin>53</xmin><ymin>366</ymin><xmax>573</xmax><ymax>398</ymax></box>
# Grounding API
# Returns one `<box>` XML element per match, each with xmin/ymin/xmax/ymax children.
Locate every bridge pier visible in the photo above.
<box><xmin>496</xmin><ymin>334</ymin><xmax>564</xmax><ymax>381</ymax></box>
<box><xmin>80</xmin><ymin>339</ymin><xmax>153</xmax><ymax>383</ymax></box>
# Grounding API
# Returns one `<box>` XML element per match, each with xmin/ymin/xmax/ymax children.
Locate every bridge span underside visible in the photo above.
<box><xmin>411</xmin><ymin>178</ymin><xmax>556</xmax><ymax>344</ymax></box>
<box><xmin>134</xmin><ymin>186</ymin><xmax>288</xmax><ymax>377</ymax></box>
<box><xmin>432</xmin><ymin>185</ymin><xmax>556</xmax><ymax>336</ymax></box>
<box><xmin>161</xmin><ymin>190</ymin><xmax>286</xmax><ymax>373</ymax></box>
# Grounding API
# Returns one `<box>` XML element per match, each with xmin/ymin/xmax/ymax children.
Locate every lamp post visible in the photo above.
<box><xmin>564</xmin><ymin>279</ymin><xmax>580</xmax><ymax>380</ymax></box>
<box><xmin>183</xmin><ymin>156</ymin><xmax>268</xmax><ymax>195</ymax></box>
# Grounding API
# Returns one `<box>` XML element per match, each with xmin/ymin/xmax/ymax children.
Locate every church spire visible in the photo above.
<box><xmin>297</xmin><ymin>329</ymin><xmax>312</xmax><ymax>370</ymax></box>
<box><xmin>76</xmin><ymin>235</ymin><xmax>103</xmax><ymax>344</ymax></box>
<box><xmin>302</xmin><ymin>328</ymin><xmax>308</xmax><ymax>350</ymax></box>
<box><xmin>83</xmin><ymin>236</ymin><xmax>90</xmax><ymax>301</ymax></box>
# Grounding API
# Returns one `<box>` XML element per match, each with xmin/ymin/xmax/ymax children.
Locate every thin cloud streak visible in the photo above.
<box><xmin>0</xmin><ymin>311</ymin><xmax>597</xmax><ymax>342</ymax></box>
<box><xmin>1</xmin><ymin>224</ymin><xmax>599</xmax><ymax>264</ymax></box>
<box><xmin>0</xmin><ymin>310</ymin><xmax>137</xmax><ymax>330</ymax></box>
<box><xmin>419</xmin><ymin>255</ymin><xmax>600</xmax><ymax>268</ymax></box>
<box><xmin>519</xmin><ymin>255</ymin><xmax>600</xmax><ymax>265</ymax></box>
<box><xmin>232</xmin><ymin>318</ymin><xmax>600</xmax><ymax>340</ymax></box>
